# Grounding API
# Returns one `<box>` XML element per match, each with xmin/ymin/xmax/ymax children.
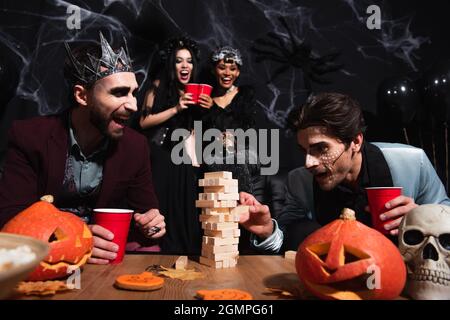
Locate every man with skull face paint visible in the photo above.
<box><xmin>238</xmin><ymin>92</ymin><xmax>450</xmax><ymax>252</ymax></box>
<box><xmin>0</xmin><ymin>33</ymin><xmax>166</xmax><ymax>263</ymax></box>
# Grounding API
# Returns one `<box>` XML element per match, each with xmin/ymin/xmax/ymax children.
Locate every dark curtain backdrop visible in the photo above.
<box><xmin>1</xmin><ymin>0</ymin><xmax>450</xmax><ymax>187</ymax></box>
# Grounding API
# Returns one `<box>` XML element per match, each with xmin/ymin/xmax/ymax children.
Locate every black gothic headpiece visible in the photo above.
<box><xmin>159</xmin><ymin>36</ymin><xmax>200</xmax><ymax>63</ymax></box>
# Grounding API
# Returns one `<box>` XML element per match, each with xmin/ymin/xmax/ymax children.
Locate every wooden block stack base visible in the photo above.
<box><xmin>196</xmin><ymin>171</ymin><xmax>248</xmax><ymax>269</ymax></box>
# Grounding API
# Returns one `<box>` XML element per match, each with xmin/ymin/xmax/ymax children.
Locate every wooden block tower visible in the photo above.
<box><xmin>196</xmin><ymin>171</ymin><xmax>248</xmax><ymax>269</ymax></box>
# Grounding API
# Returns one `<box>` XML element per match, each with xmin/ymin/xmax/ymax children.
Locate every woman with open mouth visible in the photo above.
<box><xmin>201</xmin><ymin>46</ymin><xmax>262</xmax><ymax>254</ymax></box>
<box><xmin>139</xmin><ymin>36</ymin><xmax>209</xmax><ymax>255</ymax></box>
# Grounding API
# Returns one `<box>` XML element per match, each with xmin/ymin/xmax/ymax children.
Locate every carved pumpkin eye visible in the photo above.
<box><xmin>48</xmin><ymin>227</ymin><xmax>67</xmax><ymax>243</ymax></box>
<box><xmin>307</xmin><ymin>243</ymin><xmax>370</xmax><ymax>267</ymax></box>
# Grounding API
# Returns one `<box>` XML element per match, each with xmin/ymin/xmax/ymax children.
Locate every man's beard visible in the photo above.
<box><xmin>89</xmin><ymin>107</ymin><xmax>123</xmax><ymax>140</ymax></box>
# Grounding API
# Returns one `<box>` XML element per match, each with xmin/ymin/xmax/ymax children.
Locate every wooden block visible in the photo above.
<box><xmin>203</xmin><ymin>251</ymin><xmax>239</xmax><ymax>261</ymax></box>
<box><xmin>221</xmin><ymin>257</ymin><xmax>238</xmax><ymax>268</ymax></box>
<box><xmin>204</xmin><ymin>228</ymin><xmax>241</xmax><ymax>238</ymax></box>
<box><xmin>199</xmin><ymin>256</ymin><xmax>223</xmax><ymax>268</ymax></box>
<box><xmin>203</xmin><ymin>236</ymin><xmax>240</xmax><ymax>246</ymax></box>
<box><xmin>199</xmin><ymin>214</ymin><xmax>225</xmax><ymax>223</ymax></box>
<box><xmin>222</xmin><ymin>259</ymin><xmax>230</xmax><ymax>268</ymax></box>
<box><xmin>221</xmin><ymin>200</ymin><xmax>238</xmax><ymax>208</ymax></box>
<box><xmin>226</xmin><ymin>214</ymin><xmax>241</xmax><ymax>222</ymax></box>
<box><xmin>202</xmin><ymin>208</ymin><xmax>231</xmax><ymax>215</ymax></box>
<box><xmin>196</xmin><ymin>200</ymin><xmax>220</xmax><ymax>208</ymax></box>
<box><xmin>199</xmin><ymin>193</ymin><xmax>240</xmax><ymax>201</ymax></box>
<box><xmin>230</xmin><ymin>257</ymin><xmax>238</xmax><ymax>267</ymax></box>
<box><xmin>175</xmin><ymin>256</ymin><xmax>188</xmax><ymax>270</ymax></box>
<box><xmin>202</xmin><ymin>222</ymin><xmax>238</xmax><ymax>231</ymax></box>
<box><xmin>199</xmin><ymin>214</ymin><xmax>239</xmax><ymax>223</ymax></box>
<box><xmin>198</xmin><ymin>193</ymin><xmax>210</xmax><ymax>201</ymax></box>
<box><xmin>284</xmin><ymin>250</ymin><xmax>297</xmax><ymax>260</ymax></box>
<box><xmin>204</xmin><ymin>171</ymin><xmax>232</xmax><ymax>179</ymax></box>
<box><xmin>204</xmin><ymin>185</ymin><xmax>239</xmax><ymax>194</ymax></box>
<box><xmin>199</xmin><ymin>178</ymin><xmax>238</xmax><ymax>187</ymax></box>
<box><xmin>214</xmin><ymin>257</ymin><xmax>238</xmax><ymax>269</ymax></box>
<box><xmin>202</xmin><ymin>244</ymin><xmax>238</xmax><ymax>255</ymax></box>
<box><xmin>196</xmin><ymin>200</ymin><xmax>238</xmax><ymax>208</ymax></box>
<box><xmin>231</xmin><ymin>205</ymin><xmax>250</xmax><ymax>216</ymax></box>
<box><xmin>217</xmin><ymin>193</ymin><xmax>240</xmax><ymax>201</ymax></box>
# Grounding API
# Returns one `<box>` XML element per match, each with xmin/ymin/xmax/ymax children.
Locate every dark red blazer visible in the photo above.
<box><xmin>0</xmin><ymin>113</ymin><xmax>159</xmax><ymax>228</ymax></box>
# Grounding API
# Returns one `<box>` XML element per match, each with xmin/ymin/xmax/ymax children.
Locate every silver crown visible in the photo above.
<box><xmin>211</xmin><ymin>46</ymin><xmax>243</xmax><ymax>66</ymax></box>
<box><xmin>64</xmin><ymin>32</ymin><xmax>133</xmax><ymax>86</ymax></box>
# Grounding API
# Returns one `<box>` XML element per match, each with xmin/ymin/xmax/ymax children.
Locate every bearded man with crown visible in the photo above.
<box><xmin>0</xmin><ymin>32</ymin><xmax>166</xmax><ymax>263</ymax></box>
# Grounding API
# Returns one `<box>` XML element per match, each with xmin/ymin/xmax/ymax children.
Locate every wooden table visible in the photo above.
<box><xmin>20</xmin><ymin>255</ymin><xmax>302</xmax><ymax>300</ymax></box>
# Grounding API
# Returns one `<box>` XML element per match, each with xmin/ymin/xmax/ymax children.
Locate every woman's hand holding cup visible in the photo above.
<box><xmin>176</xmin><ymin>92</ymin><xmax>195</xmax><ymax>112</ymax></box>
<box><xmin>198</xmin><ymin>94</ymin><xmax>214</xmax><ymax>109</ymax></box>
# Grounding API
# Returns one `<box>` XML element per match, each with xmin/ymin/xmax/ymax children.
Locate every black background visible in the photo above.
<box><xmin>0</xmin><ymin>0</ymin><xmax>449</xmax><ymax>186</ymax></box>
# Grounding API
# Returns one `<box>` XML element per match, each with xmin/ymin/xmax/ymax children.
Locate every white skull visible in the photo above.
<box><xmin>398</xmin><ymin>204</ymin><xmax>450</xmax><ymax>300</ymax></box>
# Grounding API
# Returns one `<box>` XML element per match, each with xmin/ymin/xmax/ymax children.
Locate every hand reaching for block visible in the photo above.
<box><xmin>197</xmin><ymin>173</ymin><xmax>276</xmax><ymax>268</ymax></box>
<box><xmin>238</xmin><ymin>192</ymin><xmax>274</xmax><ymax>240</ymax></box>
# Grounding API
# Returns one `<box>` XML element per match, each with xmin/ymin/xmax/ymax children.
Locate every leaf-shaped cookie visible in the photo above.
<box><xmin>16</xmin><ymin>280</ymin><xmax>72</xmax><ymax>296</ymax></box>
<box><xmin>158</xmin><ymin>266</ymin><xmax>205</xmax><ymax>281</ymax></box>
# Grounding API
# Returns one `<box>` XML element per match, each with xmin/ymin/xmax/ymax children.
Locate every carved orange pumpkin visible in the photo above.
<box><xmin>1</xmin><ymin>195</ymin><xmax>93</xmax><ymax>281</ymax></box>
<box><xmin>296</xmin><ymin>208</ymin><xmax>406</xmax><ymax>300</ymax></box>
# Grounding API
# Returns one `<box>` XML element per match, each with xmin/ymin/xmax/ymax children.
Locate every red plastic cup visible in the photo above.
<box><xmin>199</xmin><ymin>84</ymin><xmax>213</xmax><ymax>96</ymax></box>
<box><xmin>198</xmin><ymin>84</ymin><xmax>213</xmax><ymax>109</ymax></box>
<box><xmin>365</xmin><ymin>187</ymin><xmax>402</xmax><ymax>235</ymax></box>
<box><xmin>93</xmin><ymin>208</ymin><xmax>133</xmax><ymax>264</ymax></box>
<box><xmin>184</xmin><ymin>83</ymin><xmax>200</xmax><ymax>104</ymax></box>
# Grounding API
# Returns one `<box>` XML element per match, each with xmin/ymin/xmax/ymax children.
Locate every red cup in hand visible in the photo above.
<box><xmin>365</xmin><ymin>187</ymin><xmax>402</xmax><ymax>235</ymax></box>
<box><xmin>199</xmin><ymin>84</ymin><xmax>213</xmax><ymax>96</ymax></box>
<box><xmin>184</xmin><ymin>83</ymin><xmax>200</xmax><ymax>104</ymax></box>
<box><xmin>93</xmin><ymin>208</ymin><xmax>133</xmax><ymax>264</ymax></box>
<box><xmin>198</xmin><ymin>84</ymin><xmax>213</xmax><ymax>109</ymax></box>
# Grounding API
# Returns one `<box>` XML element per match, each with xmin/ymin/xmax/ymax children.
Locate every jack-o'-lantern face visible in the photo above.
<box><xmin>300</xmin><ymin>242</ymin><xmax>375</xmax><ymax>299</ymax></box>
<box><xmin>296</xmin><ymin>209</ymin><xmax>406</xmax><ymax>300</ymax></box>
<box><xmin>2</xmin><ymin>196</ymin><xmax>93</xmax><ymax>281</ymax></box>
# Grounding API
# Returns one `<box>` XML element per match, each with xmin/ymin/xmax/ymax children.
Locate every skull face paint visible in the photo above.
<box><xmin>398</xmin><ymin>204</ymin><xmax>450</xmax><ymax>300</ymax></box>
<box><xmin>297</xmin><ymin>126</ymin><xmax>360</xmax><ymax>191</ymax></box>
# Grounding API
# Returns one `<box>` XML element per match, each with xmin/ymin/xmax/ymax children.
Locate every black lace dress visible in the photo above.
<box><xmin>201</xmin><ymin>85</ymin><xmax>260</xmax><ymax>193</ymax></box>
<box><xmin>142</xmin><ymin>84</ymin><xmax>205</xmax><ymax>255</ymax></box>
<box><xmin>201</xmin><ymin>85</ymin><xmax>262</xmax><ymax>254</ymax></box>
